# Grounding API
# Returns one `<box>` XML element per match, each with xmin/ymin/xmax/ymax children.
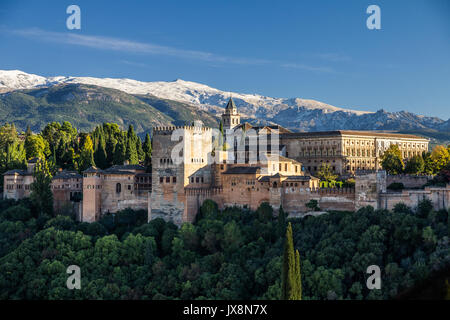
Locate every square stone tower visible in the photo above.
<box><xmin>149</xmin><ymin>124</ymin><xmax>213</xmax><ymax>224</ymax></box>
<box><xmin>81</xmin><ymin>167</ymin><xmax>103</xmax><ymax>222</ymax></box>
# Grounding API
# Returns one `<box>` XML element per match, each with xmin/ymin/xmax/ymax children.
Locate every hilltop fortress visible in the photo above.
<box><xmin>4</xmin><ymin>99</ymin><xmax>448</xmax><ymax>224</ymax></box>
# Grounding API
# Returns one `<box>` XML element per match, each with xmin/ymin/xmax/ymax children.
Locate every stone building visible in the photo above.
<box><xmin>51</xmin><ymin>169</ymin><xmax>82</xmax><ymax>218</ymax></box>
<box><xmin>281</xmin><ymin>131</ymin><xmax>429</xmax><ymax>176</ymax></box>
<box><xmin>81</xmin><ymin>164</ymin><xmax>150</xmax><ymax>222</ymax></box>
<box><xmin>149</xmin><ymin>123</ymin><xmax>213</xmax><ymax>224</ymax></box>
<box><xmin>2</xmin><ymin>158</ymin><xmax>38</xmax><ymax>200</ymax></box>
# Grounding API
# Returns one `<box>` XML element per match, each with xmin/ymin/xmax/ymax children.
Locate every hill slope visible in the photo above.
<box><xmin>0</xmin><ymin>84</ymin><xmax>217</xmax><ymax>134</ymax></box>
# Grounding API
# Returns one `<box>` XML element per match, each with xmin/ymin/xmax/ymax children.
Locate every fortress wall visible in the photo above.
<box><xmin>386</xmin><ymin>174</ymin><xmax>432</xmax><ymax>189</ymax></box>
<box><xmin>380</xmin><ymin>185</ymin><xmax>450</xmax><ymax>211</ymax></box>
<box><xmin>282</xmin><ymin>187</ymin><xmax>356</xmax><ymax>213</ymax></box>
<box><xmin>184</xmin><ymin>188</ymin><xmax>224</xmax><ymax>222</ymax></box>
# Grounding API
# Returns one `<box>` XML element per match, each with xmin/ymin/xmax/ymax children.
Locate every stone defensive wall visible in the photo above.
<box><xmin>184</xmin><ymin>187</ymin><xmax>224</xmax><ymax>222</ymax></box>
<box><xmin>184</xmin><ymin>185</ymin><xmax>357</xmax><ymax>220</ymax></box>
<box><xmin>282</xmin><ymin>187</ymin><xmax>356</xmax><ymax>213</ymax></box>
<box><xmin>386</xmin><ymin>174</ymin><xmax>433</xmax><ymax>189</ymax></box>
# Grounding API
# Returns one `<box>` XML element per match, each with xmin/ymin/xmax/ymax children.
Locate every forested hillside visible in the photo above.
<box><xmin>0</xmin><ymin>198</ymin><xmax>448</xmax><ymax>299</ymax></box>
<box><xmin>0</xmin><ymin>84</ymin><xmax>219</xmax><ymax>134</ymax></box>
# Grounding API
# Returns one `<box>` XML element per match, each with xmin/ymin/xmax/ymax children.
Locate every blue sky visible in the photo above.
<box><xmin>0</xmin><ymin>0</ymin><xmax>449</xmax><ymax>119</ymax></box>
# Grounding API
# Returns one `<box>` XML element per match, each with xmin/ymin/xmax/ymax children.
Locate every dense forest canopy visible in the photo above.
<box><xmin>0</xmin><ymin>197</ymin><xmax>448</xmax><ymax>300</ymax></box>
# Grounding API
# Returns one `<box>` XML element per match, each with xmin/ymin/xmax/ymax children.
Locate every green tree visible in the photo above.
<box><xmin>404</xmin><ymin>154</ymin><xmax>425</xmax><ymax>174</ymax></box>
<box><xmin>0</xmin><ymin>123</ymin><xmax>19</xmax><ymax>150</ymax></box>
<box><xmin>124</xmin><ymin>125</ymin><xmax>139</xmax><ymax>165</ymax></box>
<box><xmin>79</xmin><ymin>135</ymin><xmax>95</xmax><ymax>171</ymax></box>
<box><xmin>423</xmin><ymin>152</ymin><xmax>434</xmax><ymax>175</ymax></box>
<box><xmin>24</xmin><ymin>134</ymin><xmax>50</xmax><ymax>160</ymax></box>
<box><xmin>113</xmin><ymin>135</ymin><xmax>126</xmax><ymax>165</ymax></box>
<box><xmin>317</xmin><ymin>164</ymin><xmax>338</xmax><ymax>182</ymax></box>
<box><xmin>306</xmin><ymin>199</ymin><xmax>320</xmax><ymax>211</ymax></box>
<box><xmin>430</xmin><ymin>145</ymin><xmax>450</xmax><ymax>173</ymax></box>
<box><xmin>381</xmin><ymin>144</ymin><xmax>404</xmax><ymax>174</ymax></box>
<box><xmin>294</xmin><ymin>249</ymin><xmax>302</xmax><ymax>300</ymax></box>
<box><xmin>143</xmin><ymin>133</ymin><xmax>152</xmax><ymax>170</ymax></box>
<box><xmin>30</xmin><ymin>159</ymin><xmax>54</xmax><ymax>217</ymax></box>
<box><xmin>94</xmin><ymin>134</ymin><xmax>108</xmax><ymax>169</ymax></box>
<box><xmin>282</xmin><ymin>223</ymin><xmax>302</xmax><ymax>300</ymax></box>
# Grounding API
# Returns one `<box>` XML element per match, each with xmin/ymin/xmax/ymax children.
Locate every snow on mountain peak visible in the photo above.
<box><xmin>0</xmin><ymin>69</ymin><xmax>372</xmax><ymax>117</ymax></box>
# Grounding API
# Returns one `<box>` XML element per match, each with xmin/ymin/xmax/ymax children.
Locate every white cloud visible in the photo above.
<box><xmin>11</xmin><ymin>27</ymin><xmax>334</xmax><ymax>73</ymax></box>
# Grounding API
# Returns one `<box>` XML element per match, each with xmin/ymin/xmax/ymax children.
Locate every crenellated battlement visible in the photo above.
<box><xmin>153</xmin><ymin>125</ymin><xmax>212</xmax><ymax>134</ymax></box>
<box><xmin>310</xmin><ymin>187</ymin><xmax>355</xmax><ymax>195</ymax></box>
<box><xmin>185</xmin><ymin>187</ymin><xmax>223</xmax><ymax>196</ymax></box>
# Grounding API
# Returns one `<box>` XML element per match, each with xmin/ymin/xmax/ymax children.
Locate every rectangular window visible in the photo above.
<box><xmin>166</xmin><ymin>177</ymin><xmax>170</xmax><ymax>183</ymax></box>
<box><xmin>160</xmin><ymin>177</ymin><xmax>163</xmax><ymax>183</ymax></box>
<box><xmin>173</xmin><ymin>177</ymin><xmax>177</xmax><ymax>183</ymax></box>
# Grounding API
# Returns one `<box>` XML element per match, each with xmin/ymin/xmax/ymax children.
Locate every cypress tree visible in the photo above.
<box><xmin>113</xmin><ymin>135</ymin><xmax>126</xmax><ymax>165</ymax></box>
<box><xmin>94</xmin><ymin>134</ymin><xmax>108</xmax><ymax>169</ymax></box>
<box><xmin>56</xmin><ymin>138</ymin><xmax>66</xmax><ymax>167</ymax></box>
<box><xmin>282</xmin><ymin>222</ymin><xmax>302</xmax><ymax>300</ymax></box>
<box><xmin>126</xmin><ymin>135</ymin><xmax>139</xmax><ymax>164</ymax></box>
<box><xmin>143</xmin><ymin>133</ymin><xmax>152</xmax><ymax>170</ymax></box>
<box><xmin>105</xmin><ymin>137</ymin><xmax>116</xmax><ymax>167</ymax></box>
<box><xmin>79</xmin><ymin>135</ymin><xmax>95</xmax><ymax>171</ymax></box>
<box><xmin>294</xmin><ymin>249</ymin><xmax>302</xmax><ymax>300</ymax></box>
<box><xmin>136</xmin><ymin>136</ymin><xmax>144</xmax><ymax>161</ymax></box>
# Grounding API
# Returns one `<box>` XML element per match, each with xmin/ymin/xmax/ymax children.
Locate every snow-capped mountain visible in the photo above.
<box><xmin>0</xmin><ymin>69</ymin><xmax>447</xmax><ymax>133</ymax></box>
<box><xmin>0</xmin><ymin>70</ymin><xmax>370</xmax><ymax>118</ymax></box>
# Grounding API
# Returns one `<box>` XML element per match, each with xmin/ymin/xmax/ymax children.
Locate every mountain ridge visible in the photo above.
<box><xmin>0</xmin><ymin>70</ymin><xmax>448</xmax><ymax>144</ymax></box>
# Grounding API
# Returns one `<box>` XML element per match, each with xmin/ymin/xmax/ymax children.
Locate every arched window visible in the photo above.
<box><xmin>116</xmin><ymin>183</ymin><xmax>121</xmax><ymax>193</ymax></box>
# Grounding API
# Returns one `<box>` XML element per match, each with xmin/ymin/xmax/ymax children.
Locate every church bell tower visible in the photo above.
<box><xmin>221</xmin><ymin>98</ymin><xmax>241</xmax><ymax>131</ymax></box>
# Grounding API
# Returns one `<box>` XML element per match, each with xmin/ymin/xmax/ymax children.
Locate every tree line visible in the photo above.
<box><xmin>381</xmin><ymin>144</ymin><xmax>450</xmax><ymax>178</ymax></box>
<box><xmin>0</xmin><ymin>122</ymin><xmax>152</xmax><ymax>191</ymax></box>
